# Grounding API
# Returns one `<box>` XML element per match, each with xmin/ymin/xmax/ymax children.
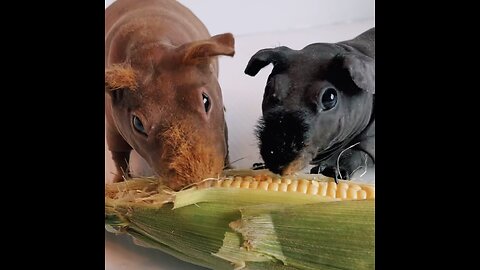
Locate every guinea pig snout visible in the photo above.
<box><xmin>153</xmin><ymin>120</ymin><xmax>225</xmax><ymax>190</ymax></box>
<box><xmin>256</xmin><ymin>110</ymin><xmax>310</xmax><ymax>174</ymax></box>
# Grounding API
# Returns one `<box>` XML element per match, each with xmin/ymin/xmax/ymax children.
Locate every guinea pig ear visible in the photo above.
<box><xmin>334</xmin><ymin>52</ymin><xmax>375</xmax><ymax>94</ymax></box>
<box><xmin>180</xmin><ymin>33</ymin><xmax>235</xmax><ymax>64</ymax></box>
<box><xmin>105</xmin><ymin>65</ymin><xmax>137</xmax><ymax>103</ymax></box>
<box><xmin>244</xmin><ymin>46</ymin><xmax>291</xmax><ymax>76</ymax></box>
<box><xmin>105</xmin><ymin>65</ymin><xmax>138</xmax><ymax>92</ymax></box>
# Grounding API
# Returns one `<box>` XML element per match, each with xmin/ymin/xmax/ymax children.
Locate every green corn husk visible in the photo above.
<box><xmin>105</xmin><ymin>170</ymin><xmax>375</xmax><ymax>270</ymax></box>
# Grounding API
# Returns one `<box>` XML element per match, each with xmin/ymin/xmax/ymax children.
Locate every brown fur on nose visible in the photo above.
<box><xmin>162</xmin><ymin>121</ymin><xmax>224</xmax><ymax>190</ymax></box>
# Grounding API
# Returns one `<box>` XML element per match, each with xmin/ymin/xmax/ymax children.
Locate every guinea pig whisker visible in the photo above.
<box><xmin>336</xmin><ymin>142</ymin><xmax>361</xmax><ymax>179</ymax></box>
<box><xmin>179</xmin><ymin>176</ymin><xmax>221</xmax><ymax>191</ymax></box>
<box><xmin>351</xmin><ymin>166</ymin><xmax>365</xmax><ymax>178</ymax></box>
<box><xmin>344</xmin><ymin>152</ymin><xmax>369</xmax><ymax>179</ymax></box>
<box><xmin>224</xmin><ymin>157</ymin><xmax>246</xmax><ymax>169</ymax></box>
<box><xmin>120</xmin><ymin>164</ymin><xmax>128</xmax><ymax>181</ymax></box>
<box><xmin>359</xmin><ymin>153</ymin><xmax>369</xmax><ymax>177</ymax></box>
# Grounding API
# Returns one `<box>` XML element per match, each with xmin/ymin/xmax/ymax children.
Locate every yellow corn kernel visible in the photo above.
<box><xmin>268</xmin><ymin>182</ymin><xmax>279</xmax><ymax>191</ymax></box>
<box><xmin>249</xmin><ymin>181</ymin><xmax>258</xmax><ymax>189</ymax></box>
<box><xmin>307</xmin><ymin>182</ymin><xmax>319</xmax><ymax>195</ymax></box>
<box><xmin>347</xmin><ymin>188</ymin><xmax>358</xmax><ymax>200</ymax></box>
<box><xmin>298</xmin><ymin>181</ymin><xmax>308</xmax><ymax>194</ymax></box>
<box><xmin>357</xmin><ymin>190</ymin><xmax>367</xmax><ymax>199</ymax></box>
<box><xmin>272</xmin><ymin>178</ymin><xmax>282</xmax><ymax>184</ymax></box>
<box><xmin>299</xmin><ymin>179</ymin><xmax>310</xmax><ymax>185</ymax></box>
<box><xmin>231</xmin><ymin>178</ymin><xmax>242</xmax><ymax>188</ymax></box>
<box><xmin>279</xmin><ymin>183</ymin><xmax>288</xmax><ymax>192</ymax></box>
<box><xmin>336</xmin><ymin>188</ymin><xmax>347</xmax><ymax>199</ymax></box>
<box><xmin>234</xmin><ymin>176</ymin><xmax>244</xmax><ymax>182</ymax></box>
<box><xmin>336</xmin><ymin>182</ymin><xmax>348</xmax><ymax>198</ymax></box>
<box><xmin>337</xmin><ymin>182</ymin><xmax>349</xmax><ymax>191</ymax></box>
<box><xmin>259</xmin><ymin>181</ymin><xmax>269</xmax><ymax>191</ymax></box>
<box><xmin>327</xmin><ymin>182</ymin><xmax>337</xmax><ymax>198</ymax></box>
<box><xmin>213</xmin><ymin>180</ymin><xmax>223</xmax><ymax>188</ymax></box>
<box><xmin>318</xmin><ymin>182</ymin><xmax>328</xmax><ymax>196</ymax></box>
<box><xmin>287</xmin><ymin>180</ymin><xmax>299</xmax><ymax>192</ymax></box>
<box><xmin>240</xmin><ymin>181</ymin><xmax>250</xmax><ymax>189</ymax></box>
<box><xmin>349</xmin><ymin>184</ymin><xmax>361</xmax><ymax>191</ymax></box>
<box><xmin>282</xmin><ymin>178</ymin><xmax>292</xmax><ymax>184</ymax></box>
<box><xmin>363</xmin><ymin>186</ymin><xmax>375</xmax><ymax>199</ymax></box>
<box><xmin>221</xmin><ymin>179</ymin><xmax>233</xmax><ymax>188</ymax></box>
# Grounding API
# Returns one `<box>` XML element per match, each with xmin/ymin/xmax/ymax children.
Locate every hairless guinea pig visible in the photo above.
<box><xmin>105</xmin><ymin>0</ymin><xmax>234</xmax><ymax>189</ymax></box>
<box><xmin>245</xmin><ymin>28</ymin><xmax>374</xmax><ymax>181</ymax></box>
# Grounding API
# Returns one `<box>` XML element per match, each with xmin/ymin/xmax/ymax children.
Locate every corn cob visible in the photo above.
<box><xmin>105</xmin><ymin>169</ymin><xmax>375</xmax><ymax>270</ymax></box>
<box><xmin>197</xmin><ymin>174</ymin><xmax>373</xmax><ymax>199</ymax></box>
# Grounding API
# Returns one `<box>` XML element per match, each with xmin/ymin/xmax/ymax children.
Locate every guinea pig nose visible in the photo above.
<box><xmin>269</xmin><ymin>93</ymin><xmax>281</xmax><ymax>105</ymax></box>
<box><xmin>267</xmin><ymin>164</ymin><xmax>283</xmax><ymax>175</ymax></box>
<box><xmin>262</xmin><ymin>97</ymin><xmax>281</xmax><ymax>112</ymax></box>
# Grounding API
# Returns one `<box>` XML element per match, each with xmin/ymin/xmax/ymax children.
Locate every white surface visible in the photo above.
<box><xmin>105</xmin><ymin>1</ymin><xmax>374</xmax><ymax>269</ymax></box>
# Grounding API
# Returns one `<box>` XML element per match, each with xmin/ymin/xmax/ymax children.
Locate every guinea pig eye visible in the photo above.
<box><xmin>320</xmin><ymin>88</ymin><xmax>338</xmax><ymax>111</ymax></box>
<box><xmin>132</xmin><ymin>115</ymin><xmax>147</xmax><ymax>135</ymax></box>
<box><xmin>202</xmin><ymin>92</ymin><xmax>211</xmax><ymax>113</ymax></box>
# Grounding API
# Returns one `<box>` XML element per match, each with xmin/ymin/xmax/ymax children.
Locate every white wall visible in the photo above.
<box><xmin>105</xmin><ymin>0</ymin><xmax>374</xmax><ymax>35</ymax></box>
<box><xmin>177</xmin><ymin>0</ymin><xmax>374</xmax><ymax>35</ymax></box>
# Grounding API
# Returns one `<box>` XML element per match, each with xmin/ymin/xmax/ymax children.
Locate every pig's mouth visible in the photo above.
<box><xmin>158</xmin><ymin>121</ymin><xmax>225</xmax><ymax>190</ymax></box>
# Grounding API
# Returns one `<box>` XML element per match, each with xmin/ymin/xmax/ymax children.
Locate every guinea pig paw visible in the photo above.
<box><xmin>112</xmin><ymin>171</ymin><xmax>131</xmax><ymax>183</ymax></box>
<box><xmin>112</xmin><ymin>174</ymin><xmax>125</xmax><ymax>183</ymax></box>
<box><xmin>310</xmin><ymin>165</ymin><xmax>324</xmax><ymax>174</ymax></box>
<box><xmin>336</xmin><ymin>168</ymin><xmax>351</xmax><ymax>180</ymax></box>
<box><xmin>252</xmin><ymin>162</ymin><xmax>266</xmax><ymax>170</ymax></box>
<box><xmin>317</xmin><ymin>166</ymin><xmax>351</xmax><ymax>181</ymax></box>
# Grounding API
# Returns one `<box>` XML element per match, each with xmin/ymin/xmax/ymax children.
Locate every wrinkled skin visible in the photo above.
<box><xmin>105</xmin><ymin>0</ymin><xmax>234</xmax><ymax>189</ymax></box>
<box><xmin>246</xmin><ymin>28</ymin><xmax>375</xmax><ymax>179</ymax></box>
